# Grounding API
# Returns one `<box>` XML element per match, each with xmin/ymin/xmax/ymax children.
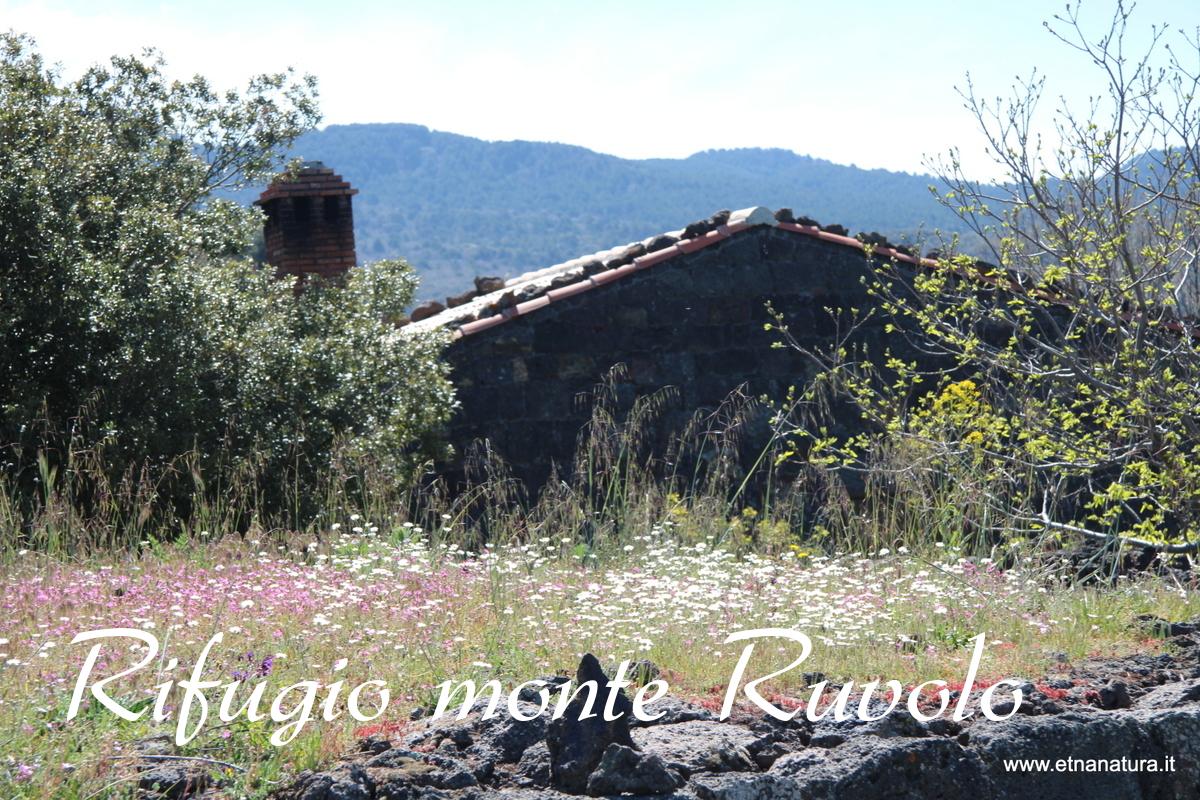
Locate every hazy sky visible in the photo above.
<box><xmin>4</xmin><ymin>1</ymin><xmax>1196</xmax><ymax>177</ymax></box>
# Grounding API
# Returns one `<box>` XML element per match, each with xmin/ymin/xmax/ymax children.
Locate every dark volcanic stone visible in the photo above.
<box><xmin>357</xmin><ymin>735</ymin><xmax>391</xmax><ymax>755</ymax></box>
<box><xmin>1137</xmin><ymin>677</ymin><xmax>1200</xmax><ymax>709</ymax></box>
<box><xmin>1138</xmin><ymin>615</ymin><xmax>1200</xmax><ymax>639</ymax></box>
<box><xmin>645</xmin><ymin>234</ymin><xmax>678</xmax><ymax>253</ymax></box>
<box><xmin>601</xmin><ymin>253</ymin><xmax>632</xmax><ymax>269</ymax></box>
<box><xmin>515</xmin><ymin>741</ymin><xmax>552</xmax><ymax>787</ymax></box>
<box><xmin>445</xmin><ymin>289</ymin><xmax>477</xmax><ymax>308</ymax></box>
<box><xmin>1099</xmin><ymin>680</ymin><xmax>1133</xmax><ymax>710</ymax></box>
<box><xmin>402</xmin><ymin>696</ymin><xmax>548</xmax><ymax>766</ymax></box>
<box><xmin>857</xmin><ymin>231</ymin><xmax>891</xmax><ymax>248</ymax></box>
<box><xmin>545</xmin><ymin>653</ymin><xmax>636</xmax><ymax>793</ymax></box>
<box><xmin>620</xmin><ymin>243</ymin><xmax>648</xmax><ymax>261</ymax></box>
<box><xmin>632</xmin><ymin>720</ymin><xmax>758</xmax><ymax>777</ymax></box>
<box><xmin>473</xmin><ymin>275</ymin><xmax>505</xmax><ymax>293</ymax></box>
<box><xmin>137</xmin><ymin>764</ymin><xmax>210</xmax><ymax>799</ymax></box>
<box><xmin>740</xmin><ymin>735</ymin><xmax>988</xmax><ymax>799</ymax></box>
<box><xmin>365</xmin><ymin>749</ymin><xmax>477</xmax><ymax>789</ymax></box>
<box><xmin>409</xmin><ymin>300</ymin><xmax>445</xmax><ymax>322</ymax></box>
<box><xmin>518</xmin><ymin>675</ymin><xmax>571</xmax><ymax>703</ymax></box>
<box><xmin>629</xmin><ymin>694</ymin><xmax>716</xmax><ymax>727</ymax></box>
<box><xmin>273</xmin><ymin>642</ymin><xmax>1200</xmax><ymax>800</ymax></box>
<box><xmin>966</xmin><ymin>710</ymin><xmax>1200</xmax><ymax>799</ymax></box>
<box><xmin>289</xmin><ymin>762</ymin><xmax>372</xmax><ymax>800</ymax></box>
<box><xmin>585</xmin><ymin>743</ymin><xmax>681</xmax><ymax>796</ymax></box>
<box><xmin>744</xmin><ymin>716</ymin><xmax>811</xmax><ymax>769</ymax></box>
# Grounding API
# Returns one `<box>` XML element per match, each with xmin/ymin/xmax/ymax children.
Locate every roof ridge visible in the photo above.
<box><xmin>400</xmin><ymin>206</ymin><xmax>927</xmax><ymax>338</ymax></box>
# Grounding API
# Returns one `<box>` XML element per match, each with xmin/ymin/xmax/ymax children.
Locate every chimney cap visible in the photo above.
<box><xmin>255</xmin><ymin>162</ymin><xmax>358</xmax><ymax>205</ymax></box>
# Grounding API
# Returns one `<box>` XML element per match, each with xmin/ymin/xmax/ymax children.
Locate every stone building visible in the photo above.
<box><xmin>249</xmin><ymin>165</ymin><xmax>937</xmax><ymax>491</ymax></box>
<box><xmin>402</xmin><ymin>206</ymin><xmax>936</xmax><ymax>490</ymax></box>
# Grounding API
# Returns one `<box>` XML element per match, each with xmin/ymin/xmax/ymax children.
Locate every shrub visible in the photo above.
<box><xmin>776</xmin><ymin>3</ymin><xmax>1200</xmax><ymax>555</ymax></box>
<box><xmin>0</xmin><ymin>34</ymin><xmax>454</xmax><ymax>539</ymax></box>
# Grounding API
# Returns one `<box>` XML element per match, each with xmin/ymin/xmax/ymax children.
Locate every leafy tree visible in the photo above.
<box><xmin>0</xmin><ymin>33</ymin><xmax>454</xmax><ymax>532</ymax></box>
<box><xmin>781</xmin><ymin>2</ymin><xmax>1200</xmax><ymax>554</ymax></box>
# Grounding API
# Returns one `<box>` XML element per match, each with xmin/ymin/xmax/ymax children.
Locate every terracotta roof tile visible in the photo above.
<box><xmin>514</xmin><ymin>295</ymin><xmax>551</xmax><ymax>315</ymax></box>
<box><xmin>399</xmin><ymin>206</ymin><xmax>924</xmax><ymax>339</ymax></box>
<box><xmin>395</xmin><ymin>208</ymin><xmax>1200</xmax><ymax>346</ymax></box>
<box><xmin>632</xmin><ymin>245</ymin><xmax>681</xmax><ymax>270</ymax></box>
<box><xmin>677</xmin><ymin>229</ymin><xmax>729</xmax><ymax>253</ymax></box>
<box><xmin>546</xmin><ymin>280</ymin><xmax>598</xmax><ymax>303</ymax></box>
<box><xmin>590</xmin><ymin>263</ymin><xmax>637</xmax><ymax>286</ymax></box>
<box><xmin>457</xmin><ymin>315</ymin><xmax>507</xmax><ymax>336</ymax></box>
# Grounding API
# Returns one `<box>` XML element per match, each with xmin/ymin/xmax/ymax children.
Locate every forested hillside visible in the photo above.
<box><xmin>245</xmin><ymin>123</ymin><xmax>971</xmax><ymax>300</ymax></box>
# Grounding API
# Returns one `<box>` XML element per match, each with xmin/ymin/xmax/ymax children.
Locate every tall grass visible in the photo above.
<box><xmin>1</xmin><ymin>371</ymin><xmax>1194</xmax><ymax>797</ymax></box>
<box><xmin>1</xmin><ymin>365</ymin><xmax>1049</xmax><ymax>571</ymax></box>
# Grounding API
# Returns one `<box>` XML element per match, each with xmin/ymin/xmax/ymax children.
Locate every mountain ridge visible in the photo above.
<box><xmin>241</xmin><ymin>123</ymin><xmax>971</xmax><ymax>300</ymax></box>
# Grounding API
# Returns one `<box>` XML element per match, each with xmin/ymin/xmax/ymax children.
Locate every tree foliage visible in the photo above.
<box><xmin>0</xmin><ymin>33</ymin><xmax>454</xmax><ymax>527</ymax></box>
<box><xmin>782</xmin><ymin>2</ymin><xmax>1200</xmax><ymax>552</ymax></box>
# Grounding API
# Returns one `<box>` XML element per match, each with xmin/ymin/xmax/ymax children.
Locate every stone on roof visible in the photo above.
<box><xmin>400</xmin><ymin>206</ymin><xmax>931</xmax><ymax>340</ymax></box>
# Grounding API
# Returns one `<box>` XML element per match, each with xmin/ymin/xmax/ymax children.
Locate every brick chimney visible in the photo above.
<box><xmin>255</xmin><ymin>161</ymin><xmax>358</xmax><ymax>279</ymax></box>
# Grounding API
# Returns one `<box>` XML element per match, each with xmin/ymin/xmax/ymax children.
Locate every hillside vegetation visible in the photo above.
<box><xmin>241</xmin><ymin>123</ymin><xmax>971</xmax><ymax>300</ymax></box>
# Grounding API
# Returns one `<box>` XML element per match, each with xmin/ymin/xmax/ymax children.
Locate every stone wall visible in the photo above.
<box><xmin>441</xmin><ymin>222</ymin><xmax>927</xmax><ymax>490</ymax></box>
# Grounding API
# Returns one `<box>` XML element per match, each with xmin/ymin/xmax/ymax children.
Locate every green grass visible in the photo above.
<box><xmin>0</xmin><ymin>522</ymin><xmax>1196</xmax><ymax>797</ymax></box>
<box><xmin>2</xmin><ymin>383</ymin><xmax>1197</xmax><ymax>796</ymax></box>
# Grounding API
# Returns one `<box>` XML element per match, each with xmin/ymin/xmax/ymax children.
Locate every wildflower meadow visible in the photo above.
<box><xmin>1</xmin><ymin>511</ymin><xmax>1196</xmax><ymax>797</ymax></box>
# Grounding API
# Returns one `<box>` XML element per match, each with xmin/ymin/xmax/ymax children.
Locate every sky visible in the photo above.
<box><xmin>3</xmin><ymin>0</ymin><xmax>1196</xmax><ymax>178</ymax></box>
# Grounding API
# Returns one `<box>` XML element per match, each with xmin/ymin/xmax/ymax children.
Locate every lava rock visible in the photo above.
<box><xmin>518</xmin><ymin>675</ymin><xmax>571</xmax><ymax>703</ymax></box>
<box><xmin>633</xmin><ymin>720</ymin><xmax>759</xmax><ymax>777</ymax></box>
<box><xmin>548</xmin><ymin>273</ymin><xmax>580</xmax><ymax>290</ymax></box>
<box><xmin>403</xmin><ymin>697</ymin><xmax>549</xmax><ymax>765</ymax></box>
<box><xmin>585</xmin><ymin>744</ymin><xmax>681</xmax><ymax>796</ymax></box>
<box><xmin>857</xmin><ymin>231</ymin><xmax>892</xmax><ymax>248</ymax></box>
<box><xmin>744</xmin><ymin>715</ymin><xmax>811</xmax><ymax>769</ymax></box>
<box><xmin>515</xmin><ymin>741</ymin><xmax>552</xmax><ymax>787</ymax></box>
<box><xmin>545</xmin><ymin>653</ymin><xmax>636</xmax><ymax>793</ymax></box>
<box><xmin>289</xmin><ymin>762</ymin><xmax>372</xmax><ymax>800</ymax></box>
<box><xmin>1136</xmin><ymin>677</ymin><xmax>1200</xmax><ymax>709</ymax></box>
<box><xmin>620</xmin><ymin>243</ymin><xmax>648</xmax><ymax>261</ymax></box>
<box><xmin>762</xmin><ymin>735</ymin><xmax>988</xmax><ymax>799</ymax></box>
<box><xmin>473</xmin><ymin>276</ymin><xmax>505</xmax><ymax>294</ymax></box>
<box><xmin>1099</xmin><ymin>680</ymin><xmax>1133</xmax><ymax>710</ymax></box>
<box><xmin>409</xmin><ymin>300</ymin><xmax>445</xmax><ymax>322</ymax></box>
<box><xmin>966</xmin><ymin>710</ymin><xmax>1200</xmax><ymax>799</ymax></box>
<box><xmin>629</xmin><ymin>694</ymin><xmax>717</xmax><ymax>727</ymax></box>
<box><xmin>271</xmin><ymin>644</ymin><xmax>1200</xmax><ymax>800</ymax></box>
<box><xmin>445</xmin><ymin>289</ymin><xmax>477</xmax><ymax>308</ymax></box>
<box><xmin>644</xmin><ymin>234</ymin><xmax>678</xmax><ymax>253</ymax></box>
<box><xmin>136</xmin><ymin>764</ymin><xmax>211</xmax><ymax>799</ymax></box>
<box><xmin>357</xmin><ymin>735</ymin><xmax>391</xmax><ymax>755</ymax></box>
